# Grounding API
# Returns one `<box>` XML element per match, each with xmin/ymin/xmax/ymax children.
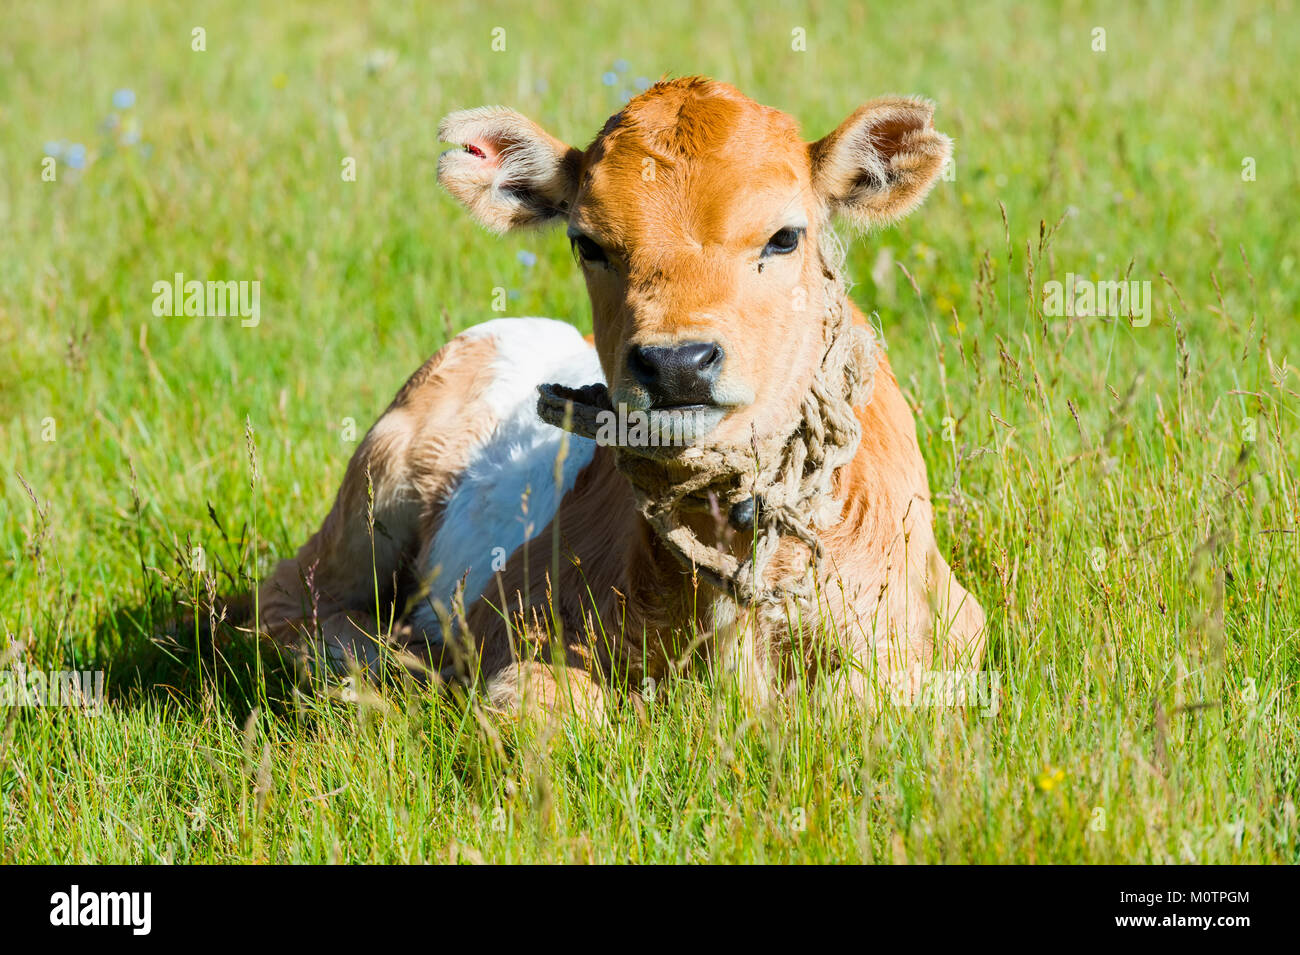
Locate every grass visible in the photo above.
<box><xmin>1</xmin><ymin>0</ymin><xmax>1297</xmax><ymax>863</ymax></box>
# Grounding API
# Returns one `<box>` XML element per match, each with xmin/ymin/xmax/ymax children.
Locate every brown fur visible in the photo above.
<box><xmin>257</xmin><ymin>78</ymin><xmax>984</xmax><ymax>716</ymax></box>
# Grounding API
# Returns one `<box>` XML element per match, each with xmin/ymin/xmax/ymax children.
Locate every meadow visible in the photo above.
<box><xmin>0</xmin><ymin>0</ymin><xmax>1296</xmax><ymax>863</ymax></box>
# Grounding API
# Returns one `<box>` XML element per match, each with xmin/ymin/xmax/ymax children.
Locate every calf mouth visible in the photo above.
<box><xmin>607</xmin><ymin>380</ymin><xmax>760</xmax><ymax>449</ymax></box>
<box><xmin>641</xmin><ymin>403</ymin><xmax>729</xmax><ymax>447</ymax></box>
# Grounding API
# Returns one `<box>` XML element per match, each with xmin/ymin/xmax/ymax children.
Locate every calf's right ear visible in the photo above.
<box><xmin>437</xmin><ymin>107</ymin><xmax>582</xmax><ymax>233</ymax></box>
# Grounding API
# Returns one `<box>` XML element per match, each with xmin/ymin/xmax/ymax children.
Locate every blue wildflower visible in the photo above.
<box><xmin>613</xmin><ymin>58</ymin><xmax>630</xmax><ymax>73</ymax></box>
<box><xmin>517</xmin><ymin>250</ymin><xmax>537</xmax><ymax>268</ymax></box>
<box><xmin>601</xmin><ymin>71</ymin><xmax>618</xmax><ymax>87</ymax></box>
<box><xmin>634</xmin><ymin>76</ymin><xmax>651</xmax><ymax>91</ymax></box>
<box><xmin>66</xmin><ymin>143</ymin><xmax>87</xmax><ymax>170</ymax></box>
<box><xmin>43</xmin><ymin>141</ymin><xmax>63</xmax><ymax>158</ymax></box>
<box><xmin>112</xmin><ymin>88</ymin><xmax>135</xmax><ymax>110</ymax></box>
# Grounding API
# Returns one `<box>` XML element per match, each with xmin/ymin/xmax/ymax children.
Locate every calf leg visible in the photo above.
<box><xmin>484</xmin><ymin>659</ymin><xmax>608</xmax><ymax>724</ymax></box>
<box><xmin>255</xmin><ymin>332</ymin><xmax>504</xmax><ymax>673</ymax></box>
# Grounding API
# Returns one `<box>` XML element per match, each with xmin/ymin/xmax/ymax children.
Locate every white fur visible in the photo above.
<box><xmin>410</xmin><ymin>318</ymin><xmax>603</xmax><ymax>636</ymax></box>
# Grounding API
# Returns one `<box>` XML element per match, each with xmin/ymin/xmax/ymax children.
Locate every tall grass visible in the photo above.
<box><xmin>0</xmin><ymin>0</ymin><xmax>1296</xmax><ymax>862</ymax></box>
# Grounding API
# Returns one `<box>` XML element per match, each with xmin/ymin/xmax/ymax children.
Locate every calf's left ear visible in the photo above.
<box><xmin>438</xmin><ymin>106</ymin><xmax>582</xmax><ymax>233</ymax></box>
<box><xmin>809</xmin><ymin>97</ymin><xmax>952</xmax><ymax>227</ymax></box>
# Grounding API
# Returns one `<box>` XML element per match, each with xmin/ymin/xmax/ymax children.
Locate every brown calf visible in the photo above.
<box><xmin>256</xmin><ymin>77</ymin><xmax>986</xmax><ymax>718</ymax></box>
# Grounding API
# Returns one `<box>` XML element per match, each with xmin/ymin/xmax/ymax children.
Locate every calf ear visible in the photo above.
<box><xmin>809</xmin><ymin>97</ymin><xmax>952</xmax><ymax>228</ymax></box>
<box><xmin>437</xmin><ymin>107</ymin><xmax>582</xmax><ymax>233</ymax></box>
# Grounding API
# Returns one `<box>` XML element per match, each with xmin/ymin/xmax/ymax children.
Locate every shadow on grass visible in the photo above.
<box><xmin>92</xmin><ymin>590</ymin><xmax>305</xmax><ymax>723</ymax></box>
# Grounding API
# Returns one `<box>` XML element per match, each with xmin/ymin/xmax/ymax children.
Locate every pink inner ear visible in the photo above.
<box><xmin>463</xmin><ymin>138</ymin><xmax>506</xmax><ymax>166</ymax></box>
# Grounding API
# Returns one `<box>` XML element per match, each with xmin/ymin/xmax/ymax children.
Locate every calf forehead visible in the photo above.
<box><xmin>599</xmin><ymin>79</ymin><xmax>799</xmax><ymax>156</ymax></box>
<box><xmin>576</xmin><ymin>80</ymin><xmax>810</xmax><ymax>248</ymax></box>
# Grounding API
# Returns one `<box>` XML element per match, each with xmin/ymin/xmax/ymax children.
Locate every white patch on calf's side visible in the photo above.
<box><xmin>410</xmin><ymin>318</ymin><xmax>603</xmax><ymax>636</ymax></box>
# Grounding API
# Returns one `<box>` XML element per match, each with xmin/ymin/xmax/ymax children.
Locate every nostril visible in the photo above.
<box><xmin>627</xmin><ymin>346</ymin><xmax>658</xmax><ymax>385</ymax></box>
<box><xmin>678</xmin><ymin>342</ymin><xmax>724</xmax><ymax>378</ymax></box>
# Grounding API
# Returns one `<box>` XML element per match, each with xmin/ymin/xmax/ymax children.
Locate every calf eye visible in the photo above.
<box><xmin>570</xmin><ymin>234</ymin><xmax>609</xmax><ymax>265</ymax></box>
<box><xmin>763</xmin><ymin>227</ymin><xmax>802</xmax><ymax>256</ymax></box>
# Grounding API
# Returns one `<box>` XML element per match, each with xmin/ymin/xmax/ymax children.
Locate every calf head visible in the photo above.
<box><xmin>438</xmin><ymin>77</ymin><xmax>950</xmax><ymax>446</ymax></box>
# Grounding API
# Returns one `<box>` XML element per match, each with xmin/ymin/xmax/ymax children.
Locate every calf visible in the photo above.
<box><xmin>256</xmin><ymin>77</ymin><xmax>986</xmax><ymax>717</ymax></box>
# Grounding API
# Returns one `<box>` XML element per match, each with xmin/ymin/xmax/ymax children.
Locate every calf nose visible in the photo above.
<box><xmin>626</xmin><ymin>342</ymin><xmax>724</xmax><ymax>406</ymax></box>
